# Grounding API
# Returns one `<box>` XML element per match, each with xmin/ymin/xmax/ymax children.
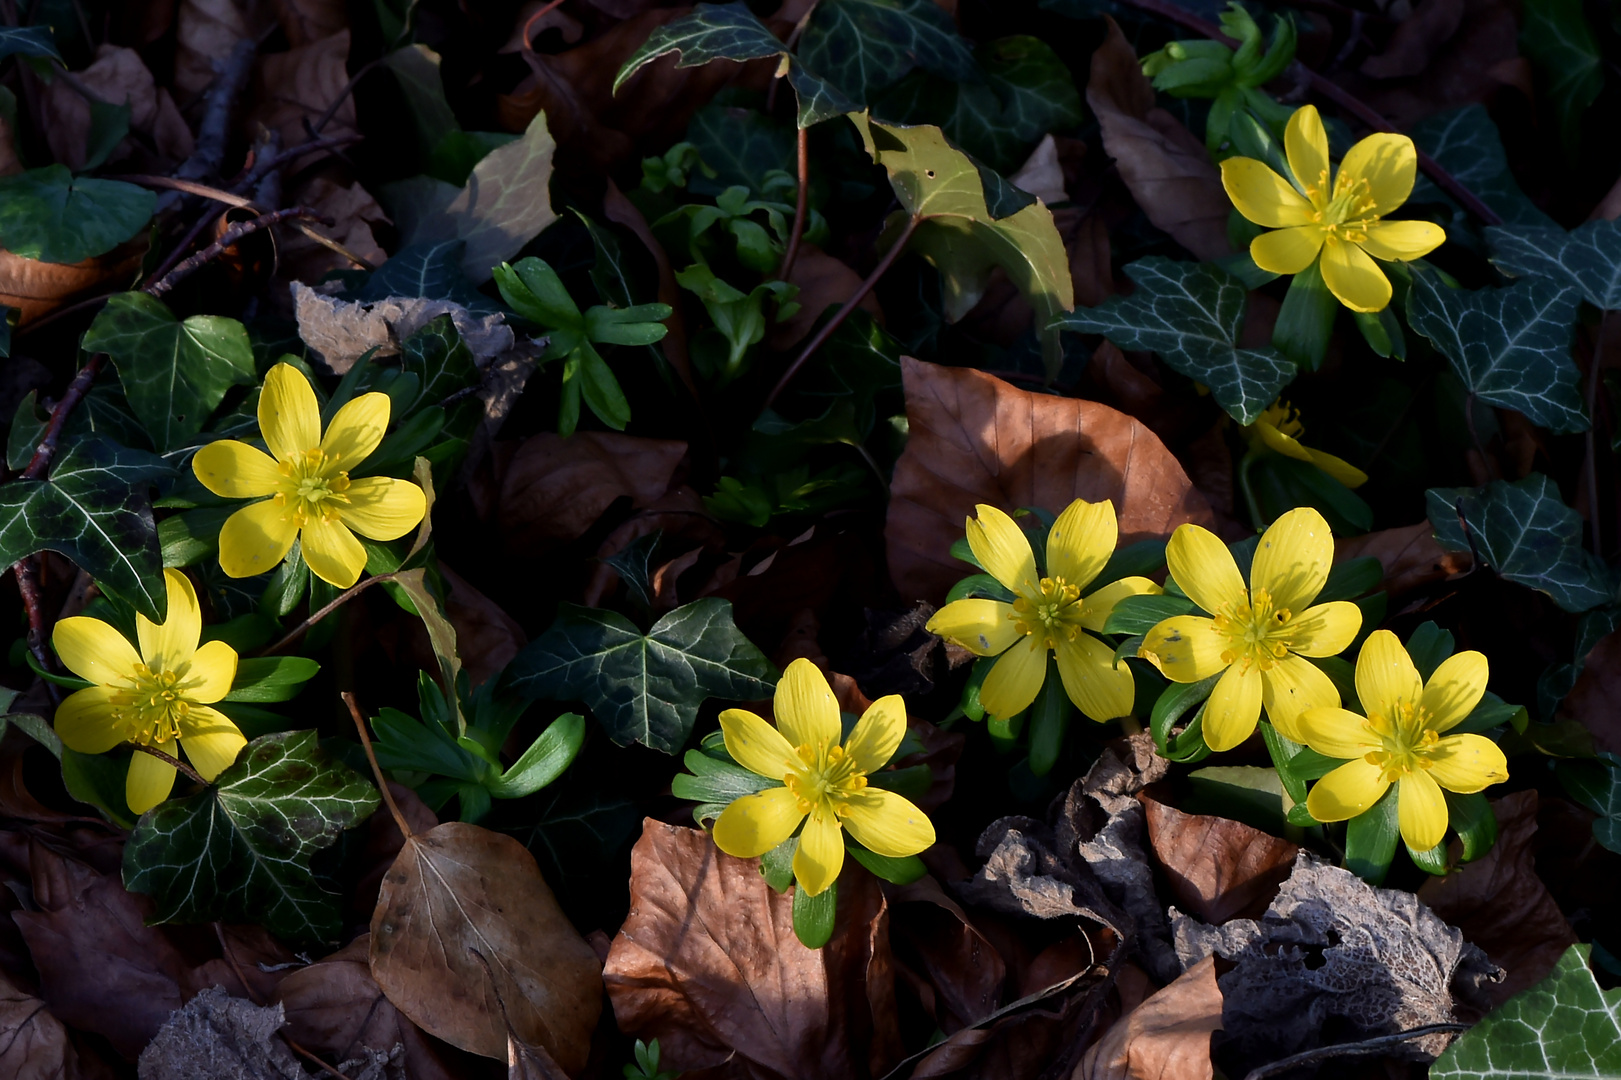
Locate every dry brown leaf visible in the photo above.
<box><xmin>0</xmin><ymin>968</ymin><xmax>115</xmax><ymax>1080</ymax></box>
<box><xmin>44</xmin><ymin>46</ymin><xmax>194</xmax><ymax>171</ymax></box>
<box><xmin>769</xmin><ymin>244</ymin><xmax>883</xmax><ymax>350</ymax></box>
<box><xmin>501</xmin><ymin>0</ymin><xmax>585</xmax><ymax>50</ymax></box>
<box><xmin>437</xmin><ymin>562</ymin><xmax>526</xmax><ymax>688</ymax></box>
<box><xmin>1360</xmin><ymin>0</ymin><xmax>1465</xmax><ymax>79</ymax></box>
<box><xmin>369</xmin><ymin>821</ymin><xmax>603</xmax><ymax>1067</ymax></box>
<box><xmin>277</xmin><ymin>177</ymin><xmax>389</xmax><ymax>283</ymax></box>
<box><xmin>175</xmin><ymin>0</ymin><xmax>256</xmax><ymax>97</ymax></box>
<box><xmin>271</xmin><ymin>0</ymin><xmax>348</xmax><ymax>46</ymax></box>
<box><xmin>1345</xmin><ymin>0</ymin><xmax>1521</xmax><ymax>128</ymax></box>
<box><xmin>1086</xmin><ymin>18</ymin><xmax>1230</xmax><ymax>262</ymax></box>
<box><xmin>1562</xmin><ymin>626</ymin><xmax>1621</xmax><ymax>756</ymax></box>
<box><xmin>1141</xmin><ymin>796</ymin><xmax>1299</xmax><ymax>925</ymax></box>
<box><xmin>603</xmin><ymin>819</ymin><xmax>902</xmax><ymax>1079</ymax></box>
<box><xmin>1061</xmin><ymin>208</ymin><xmax>1115</xmax><ymax>310</ymax></box>
<box><xmin>252</xmin><ymin>31</ymin><xmax>358</xmax><ymax>153</ymax></box>
<box><xmin>581</xmin><ymin>485</ymin><xmax>719</xmax><ymax>607</ymax></box>
<box><xmin>888</xmin><ymin>876</ymin><xmax>1007</xmax><ymax>1034</ymax></box>
<box><xmin>0</xmin><ymin>239</ymin><xmax>146</xmax><ymax>327</ymax></box>
<box><xmin>0</xmin><ymin>111</ymin><xmax>20</xmax><ymax>177</ymax></box>
<box><xmin>1335</xmin><ymin>521</ymin><xmax>1469</xmax><ymax>598</ymax></box>
<box><xmin>885</xmin><ymin>357</ymin><xmax>1213</xmax><ymax>602</ymax></box>
<box><xmin>499</xmin><ymin>431</ymin><xmax>688</xmax><ymax>554</ymax></box>
<box><xmin>1010</xmin><ymin>135</ymin><xmax>1067</xmax><ymax>207</ymax></box>
<box><xmin>1077</xmin><ymin>956</ymin><xmax>1221</xmax><ymax>1080</ymax></box>
<box><xmin>508</xmin><ymin>1032</ymin><xmax>570</xmax><ymax>1079</ymax></box>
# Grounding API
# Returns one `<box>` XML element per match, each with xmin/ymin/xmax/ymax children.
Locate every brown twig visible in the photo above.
<box><xmin>20</xmin><ymin>355</ymin><xmax>106</xmax><ymax>480</ymax></box>
<box><xmin>235</xmin><ymin>133</ymin><xmax>364</xmax><ymax>188</ymax></box>
<box><xmin>132</xmin><ymin>742</ymin><xmax>207</xmax><ymax>786</ymax></box>
<box><xmin>310</xmin><ymin>57</ymin><xmax>384</xmax><ymax>137</ymax></box>
<box><xmin>779</xmin><ymin>126</ymin><xmax>810</xmax><ymax>282</ymax></box>
<box><xmin>12</xmin><ymin>557</ymin><xmax>57</xmax><ymax>684</ymax></box>
<box><xmin>1241</xmin><ymin>1024</ymin><xmax>1469</xmax><ymax>1080</ymax></box>
<box><xmin>286</xmin><ymin>1041</ymin><xmax>355</xmax><ymax>1080</ymax></box>
<box><xmin>168</xmin><ymin>38</ymin><xmax>258</xmax><ymax>200</ymax></box>
<box><xmin>212</xmin><ymin>923</ymin><xmax>263</xmax><ymax>1003</ymax></box>
<box><xmin>343</xmin><ymin>692</ymin><xmax>414</xmax><ymax>840</ymax></box>
<box><xmin>260</xmin><ymin>572</ymin><xmax>398</xmax><ymax>656</ymax></box>
<box><xmin>145</xmin><ymin>207</ymin><xmax>330</xmax><ymax>299</ymax></box>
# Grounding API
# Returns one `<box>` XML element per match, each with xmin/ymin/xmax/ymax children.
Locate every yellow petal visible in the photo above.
<box><xmin>192</xmin><ymin>440</ymin><xmax>282</xmax><ymax>499</ymax></box>
<box><xmin>53</xmin><ymin>685</ymin><xmax>134</xmax><ymax>753</ymax></box>
<box><xmin>1261</xmin><ymin>654</ymin><xmax>1341</xmax><ymax>740</ymax></box>
<box><xmin>1397</xmin><ymin>769</ymin><xmax>1447</xmax><ymax>851</ymax></box>
<box><xmin>1335</xmin><ymin>132</ymin><xmax>1417</xmax><ymax>219</ymax></box>
<box><xmin>1251</xmin><ymin>226</ymin><xmax>1326</xmax><ymax>275</ymax></box>
<box><xmin>1079</xmin><ymin>576</ymin><xmax>1161</xmax><ymax>633</ymax></box>
<box><xmin>1253</xmin><ymin>420</ymin><xmax>1316</xmax><ymax>465</ymax></box>
<box><xmin>1296</xmin><ymin>706</ymin><xmax>1381</xmax><ymax>760</ymax></box>
<box><xmin>259</xmin><ymin>363</ymin><xmax>321</xmax><ymax>462</ymax></box>
<box><xmin>712</xmin><ymin>786</ymin><xmax>804</xmax><ymax>858</ymax></box>
<box><xmin>926</xmin><ymin>599</ymin><xmax>1021</xmax><ymax>656</ymax></box>
<box><xmin>319</xmin><ymin>392</ymin><xmax>391</xmax><ymax>471</ymax></box>
<box><xmin>1285</xmin><ymin>105</ymin><xmax>1330</xmax><ymax>206</ymax></box>
<box><xmin>1321</xmin><ymin>237</ymin><xmax>1392</xmax><ymax>313</ymax></box>
<box><xmin>1306</xmin><ymin>758</ymin><xmax>1389</xmax><ymax>823</ymax></box>
<box><xmin>1304</xmin><ymin>447</ymin><xmax>1369</xmax><ymax>489</ymax></box>
<box><xmin>1054</xmin><ymin>632</ymin><xmax>1134</xmax><ymax>722</ymax></box>
<box><xmin>218</xmin><ymin>501</ymin><xmax>299</xmax><ymax>579</ymax></box>
<box><xmin>1252</xmin><ymin>506</ymin><xmax>1333</xmax><ymax>614</ymax></box>
<box><xmin>793</xmin><ymin>802</ymin><xmax>844</xmax><ymax>897</ymax></box>
<box><xmin>1287</xmin><ymin>601</ymin><xmax>1362</xmax><ymax>658</ymax></box>
<box><xmin>1203</xmin><ymin>662</ymin><xmax>1262</xmax><ymax>752</ymax></box>
<box><xmin>1045</xmin><ymin>498</ymin><xmax>1115</xmax><ymax>592</ymax></box>
<box><xmin>1360</xmin><ymin>220</ymin><xmax>1444</xmax><ymax>263</ymax></box>
<box><xmin>335</xmin><ymin>477</ymin><xmax>426</xmax><ymax>541</ymax></box>
<box><xmin>52</xmin><ymin>616</ymin><xmax>141</xmax><ymax>686</ymax></box>
<box><xmin>179</xmin><ymin>705</ymin><xmax>245</xmax><ymax>781</ymax></box>
<box><xmin>979</xmin><ymin>634</ymin><xmax>1048</xmax><ymax>718</ymax></box>
<box><xmin>1166</xmin><ymin>522</ymin><xmax>1246</xmax><ymax>616</ymax></box>
<box><xmin>1138</xmin><ymin>616</ymin><xmax>1228</xmax><ymax>682</ymax></box>
<box><xmin>1425</xmin><ymin>734</ymin><xmax>1508</xmax><ymax>793</ymax></box>
<box><xmin>1354</xmin><ymin>629</ymin><xmax>1422</xmax><ymax>721</ymax></box>
<box><xmin>300</xmin><ymin>515</ymin><xmax>367</xmax><ymax>588</ymax></box>
<box><xmin>1422</xmin><ymin>650</ymin><xmax>1490</xmax><ymax>733</ymax></box>
<box><xmin>137</xmin><ymin>569</ymin><xmax>201</xmax><ymax>674</ymax></box>
<box><xmin>843</xmin><ymin>695</ymin><xmax>907</xmax><ymax>775</ymax></box>
<box><xmin>838</xmin><ymin>789</ymin><xmax>935</xmax><ymax>858</ymax></box>
<box><xmin>966</xmin><ymin>504</ymin><xmax>1037</xmax><ymax>594</ymax></box>
<box><xmin>126</xmin><ymin>749</ymin><xmax>176</xmax><ymax>815</ymax></box>
<box><xmin>773</xmin><ymin>657</ymin><xmax>841</xmax><ymax>754</ymax></box>
<box><xmin>718</xmin><ymin>708</ymin><xmax>799</xmax><ymax>781</ymax></box>
<box><xmin>1221</xmin><ymin>157</ymin><xmax>1316</xmax><ymax>227</ymax></box>
<box><xmin>184</xmin><ymin>640</ymin><xmax>238</xmax><ymax>704</ymax></box>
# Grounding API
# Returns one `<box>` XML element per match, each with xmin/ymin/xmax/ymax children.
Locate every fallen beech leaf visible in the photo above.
<box><xmin>1348</xmin><ymin>0</ymin><xmax>1521</xmax><ymax>129</ymax></box>
<box><xmin>252</xmin><ymin>31</ymin><xmax>358</xmax><ymax>152</ymax></box>
<box><xmin>0</xmin><ymin>111</ymin><xmax>20</xmax><ymax>176</ymax></box>
<box><xmin>1360</xmin><ymin>0</ymin><xmax>1464</xmax><ymax>79</ymax></box>
<box><xmin>769</xmin><ymin>244</ymin><xmax>883</xmax><ymax>349</ymax></box>
<box><xmin>1418</xmin><ymin>791</ymin><xmax>1578</xmax><ymax>1007</ymax></box>
<box><xmin>1561</xmin><ymin>626</ymin><xmax>1621</xmax><ymax>757</ymax></box>
<box><xmin>1335</xmin><ymin>521</ymin><xmax>1469</xmax><ymax>598</ymax></box>
<box><xmin>508</xmin><ymin>1032</ymin><xmax>570</xmax><ymax>1079</ymax></box>
<box><xmin>0</xmin><ymin>239</ymin><xmax>146</xmax><ymax>325</ymax></box>
<box><xmin>886</xmin><ymin>357</ymin><xmax>1213</xmax><ymax>602</ymax></box>
<box><xmin>1086</xmin><ymin>18</ymin><xmax>1230</xmax><ymax>261</ymax></box>
<box><xmin>176</xmin><ymin>0</ymin><xmax>258</xmax><ymax>97</ymax></box>
<box><xmin>271</xmin><ymin>0</ymin><xmax>348</xmax><ymax>45</ymax></box>
<box><xmin>500</xmin><ymin>431</ymin><xmax>687</xmax><ymax>554</ymax></box>
<box><xmin>44</xmin><ymin>46</ymin><xmax>194</xmax><ymax>170</ymax></box>
<box><xmin>437</xmin><ymin>562</ymin><xmax>527</xmax><ymax>687</ymax></box>
<box><xmin>888</xmin><ymin>876</ymin><xmax>1007</xmax><ymax>1033</ymax></box>
<box><xmin>1010</xmin><ymin>134</ymin><xmax>1066</xmax><ymax>207</ymax></box>
<box><xmin>369</xmin><ymin>821</ymin><xmax>603</xmax><ymax>1067</ymax></box>
<box><xmin>278</xmin><ymin>177</ymin><xmax>389</xmax><ymax>283</ymax></box>
<box><xmin>1060</xmin><ymin>207</ymin><xmax>1116</xmax><ymax>309</ymax></box>
<box><xmin>1142</xmin><ymin>797</ymin><xmax>1299</xmax><ymax>925</ymax></box>
<box><xmin>1077</xmin><ymin>956</ymin><xmax>1221</xmax><ymax>1080</ymax></box>
<box><xmin>0</xmin><ymin>967</ymin><xmax>114</xmax><ymax>1080</ymax></box>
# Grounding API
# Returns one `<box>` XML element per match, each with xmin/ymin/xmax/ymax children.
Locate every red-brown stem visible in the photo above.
<box><xmin>779</xmin><ymin>126</ymin><xmax>811</xmax><ymax>282</ymax></box>
<box><xmin>20</xmin><ymin>355</ymin><xmax>106</xmax><ymax>480</ymax></box>
<box><xmin>343</xmin><ymin>692</ymin><xmax>413</xmax><ymax>840</ymax></box>
<box><xmin>12</xmin><ymin>557</ymin><xmax>55</xmax><ymax>679</ymax></box>
<box><xmin>133</xmin><ymin>742</ymin><xmax>207</xmax><ymax>785</ymax></box>
<box><xmin>260</xmin><ymin>572</ymin><xmax>397</xmax><ymax>656</ymax></box>
<box><xmin>522</xmin><ymin>0</ymin><xmax>569</xmax><ymax>51</ymax></box>
<box><xmin>146</xmin><ymin>207</ymin><xmax>329</xmax><ymax>299</ymax></box>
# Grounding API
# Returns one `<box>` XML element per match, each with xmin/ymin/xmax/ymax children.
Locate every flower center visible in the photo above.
<box><xmin>1361</xmin><ymin>701</ymin><xmax>1441</xmax><ymax>782</ymax></box>
<box><xmin>110</xmin><ymin>662</ymin><xmax>200</xmax><ymax>746</ymax></box>
<box><xmin>1306</xmin><ymin>169</ymin><xmax>1379</xmax><ymax>239</ymax></box>
<box><xmin>783</xmin><ymin>742</ymin><xmax>868</xmax><ymax>816</ymax></box>
<box><xmin>1008</xmin><ymin>576</ymin><xmax>1084</xmax><ymax>647</ymax></box>
<box><xmin>273</xmin><ymin>448</ymin><xmax>351</xmax><ymax>528</ymax></box>
<box><xmin>1212</xmin><ymin>587</ymin><xmax>1295</xmax><ymax>672</ymax></box>
<box><xmin>1259</xmin><ymin>401</ymin><xmax>1304</xmax><ymax>439</ymax></box>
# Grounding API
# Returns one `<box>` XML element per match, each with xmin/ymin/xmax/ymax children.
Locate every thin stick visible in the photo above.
<box><xmin>212</xmin><ymin>922</ymin><xmax>263</xmax><ymax>1003</ymax></box>
<box><xmin>113</xmin><ymin>173</ymin><xmax>256</xmax><ymax>208</ymax></box>
<box><xmin>235</xmin><ymin>133</ymin><xmax>363</xmax><ymax>186</ymax></box>
<box><xmin>779</xmin><ymin>126</ymin><xmax>810</xmax><ymax>282</ymax></box>
<box><xmin>20</xmin><ymin>356</ymin><xmax>105</xmax><ymax>480</ymax></box>
<box><xmin>522</xmin><ymin>0</ymin><xmax>569</xmax><ymax>51</ymax></box>
<box><xmin>285</xmin><ymin>1041</ymin><xmax>354</xmax><ymax>1080</ymax></box>
<box><xmin>763</xmin><ymin>213</ymin><xmax>920</xmax><ymax>411</ymax></box>
<box><xmin>146</xmin><ymin>207</ymin><xmax>329</xmax><ymax>299</ymax></box>
<box><xmin>133</xmin><ymin>743</ymin><xmax>207</xmax><ymax>786</ymax></box>
<box><xmin>343</xmin><ymin>692</ymin><xmax>413</xmax><ymax>840</ymax></box>
<box><xmin>1241</xmin><ymin>1024</ymin><xmax>1469</xmax><ymax>1080</ymax></box>
<box><xmin>12</xmin><ymin>557</ymin><xmax>57</xmax><ymax>683</ymax></box>
<box><xmin>260</xmin><ymin>572</ymin><xmax>397</xmax><ymax>656</ymax></box>
<box><xmin>310</xmin><ymin>57</ymin><xmax>384</xmax><ymax>136</ymax></box>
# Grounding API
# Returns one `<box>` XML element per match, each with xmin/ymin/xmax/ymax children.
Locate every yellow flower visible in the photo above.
<box><xmin>1138</xmin><ymin>507</ymin><xmax>1361</xmax><ymax>751</ymax></box>
<box><xmin>925</xmin><ymin>500</ymin><xmax>1159</xmax><ymax>722</ymax></box>
<box><xmin>711</xmin><ymin>659</ymin><xmax>935</xmax><ymax>896</ymax></box>
<box><xmin>193</xmin><ymin>363</ymin><xmax>426</xmax><ymax>589</ymax></box>
<box><xmin>1220</xmin><ymin>104</ymin><xmax>1445</xmax><ymax>312</ymax></box>
<box><xmin>51</xmin><ymin>569</ymin><xmax>244</xmax><ymax>814</ymax></box>
<box><xmin>1298</xmin><ymin>629</ymin><xmax>1509</xmax><ymax>850</ymax></box>
<box><xmin>1245</xmin><ymin>400</ymin><xmax>1368</xmax><ymax>488</ymax></box>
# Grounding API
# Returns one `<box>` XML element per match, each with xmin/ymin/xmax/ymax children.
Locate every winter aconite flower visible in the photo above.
<box><xmin>712</xmin><ymin>659</ymin><xmax>935</xmax><ymax>896</ymax></box>
<box><xmin>51</xmin><ymin>569</ymin><xmax>243</xmax><ymax>814</ymax></box>
<box><xmin>1138</xmin><ymin>507</ymin><xmax>1361</xmax><ymax>751</ymax></box>
<box><xmin>193</xmin><ymin>363</ymin><xmax>426</xmax><ymax>588</ymax></box>
<box><xmin>1245</xmin><ymin>401</ymin><xmax>1368</xmax><ymax>488</ymax></box>
<box><xmin>1221</xmin><ymin>104</ymin><xmax>1444</xmax><ymax>312</ymax></box>
<box><xmin>1298</xmin><ymin>630</ymin><xmax>1508</xmax><ymax>850</ymax></box>
<box><xmin>925</xmin><ymin>500</ymin><xmax>1160</xmax><ymax>722</ymax></box>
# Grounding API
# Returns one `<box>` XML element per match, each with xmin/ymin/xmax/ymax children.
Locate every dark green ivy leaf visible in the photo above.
<box><xmin>0</xmin><ymin>25</ymin><xmax>62</xmax><ymax>62</ymax></box>
<box><xmin>1518</xmin><ymin>0</ymin><xmax>1603</xmax><ymax>154</ymax></box>
<box><xmin>1537</xmin><ymin>604</ymin><xmax>1621</xmax><ymax>718</ymax></box>
<box><xmin>799</xmin><ymin>0</ymin><xmax>976</xmax><ymax>106</ymax></box>
<box><xmin>505</xmin><ymin>598</ymin><xmax>778</xmax><ymax>753</ymax></box>
<box><xmin>396</xmin><ymin>315</ymin><xmax>479</xmax><ymax>414</ymax></box>
<box><xmin>1555</xmin><ymin>753</ymin><xmax>1621</xmax><ymax>854</ymax></box>
<box><xmin>356</xmin><ymin>239</ymin><xmax>495</xmax><ymax>310</ymax></box>
<box><xmin>1489</xmin><ymin>218</ymin><xmax>1621</xmax><ymax>310</ymax></box>
<box><xmin>121</xmin><ymin>731</ymin><xmax>381</xmax><ymax>945</ymax></box>
<box><xmin>1409</xmin><ymin>106</ymin><xmax>1557</xmax><ymax>229</ymax></box>
<box><xmin>0</xmin><ymin>166</ymin><xmax>154</xmax><ymax>265</ymax></box>
<box><xmin>1052</xmin><ymin>258</ymin><xmax>1295</xmax><ymax>424</ymax></box>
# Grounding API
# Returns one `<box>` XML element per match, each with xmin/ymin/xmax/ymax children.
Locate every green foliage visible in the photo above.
<box><xmin>1139</xmin><ymin>3</ymin><xmax>1295</xmax><ymax>151</ymax></box>
<box><xmin>356</xmin><ymin>239</ymin><xmax>493</xmax><ymax>309</ymax></box>
<box><xmin>121</xmin><ymin>731</ymin><xmax>380</xmax><ymax>944</ymax></box>
<box><xmin>1518</xmin><ymin>0</ymin><xmax>1603</xmax><ymax>154</ymax></box>
<box><xmin>798</xmin><ymin>0</ymin><xmax>975</xmax><ymax>105</ymax></box>
<box><xmin>1538</xmin><ymin>605</ymin><xmax>1621</xmax><ymax>717</ymax></box>
<box><xmin>1555</xmin><ymin>753</ymin><xmax>1621</xmax><ymax>854</ymax></box>
<box><xmin>0</xmin><ymin>166</ymin><xmax>154</xmax><ymax>264</ymax></box>
<box><xmin>1410</xmin><ymin>106</ymin><xmax>1557</xmax><ymax>229</ymax></box>
<box><xmin>624</xmin><ymin>1039</ymin><xmax>680</xmax><ymax>1080</ymax></box>
<box><xmin>1489</xmin><ymin>219</ymin><xmax>1621</xmax><ymax>310</ymax></box>
<box><xmin>658</xmin><ymin>185</ymin><xmax>796</xmax><ymax>273</ymax></box>
<box><xmin>675</xmin><ymin>264</ymin><xmax>798</xmax><ymax>383</ymax></box>
<box><xmin>0</xmin><ymin>25</ymin><xmax>63</xmax><ymax>62</ymax></box>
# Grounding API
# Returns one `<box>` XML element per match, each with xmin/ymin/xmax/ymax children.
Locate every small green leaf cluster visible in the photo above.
<box><xmin>1140</xmin><ymin>3</ymin><xmax>1296</xmax><ymax>152</ymax></box>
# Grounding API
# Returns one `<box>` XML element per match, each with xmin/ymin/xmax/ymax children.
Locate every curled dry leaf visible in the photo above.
<box><xmin>252</xmin><ymin>31</ymin><xmax>358</xmax><ymax>152</ymax></box>
<box><xmin>1078</xmin><ymin>955</ymin><xmax>1220</xmax><ymax>1080</ymax></box>
<box><xmin>887</xmin><ymin>876</ymin><xmax>1007</xmax><ymax>1034</ymax></box>
<box><xmin>291</xmin><ymin>283</ymin><xmax>513</xmax><ymax>372</ymax></box>
<box><xmin>0</xmin><ymin>967</ymin><xmax>115</xmax><ymax>1080</ymax></box>
<box><xmin>0</xmin><ymin>239</ymin><xmax>147</xmax><ymax>326</ymax></box>
<box><xmin>175</xmin><ymin>0</ymin><xmax>259</xmax><ymax>97</ymax></box>
<box><xmin>500</xmin><ymin>431</ymin><xmax>687</xmax><ymax>554</ymax></box>
<box><xmin>44</xmin><ymin>46</ymin><xmax>193</xmax><ymax>171</ymax></box>
<box><xmin>277</xmin><ymin>178</ymin><xmax>390</xmax><ymax>284</ymax></box>
<box><xmin>369</xmin><ymin>821</ymin><xmax>603</xmax><ymax>1068</ymax></box>
<box><xmin>1335</xmin><ymin>521</ymin><xmax>1470</xmax><ymax>599</ymax></box>
<box><xmin>886</xmin><ymin>357</ymin><xmax>1213</xmax><ymax>603</ymax></box>
<box><xmin>1141</xmin><ymin>796</ymin><xmax>1299</xmax><ymax>925</ymax></box>
<box><xmin>271</xmin><ymin>0</ymin><xmax>348</xmax><ymax>46</ymax></box>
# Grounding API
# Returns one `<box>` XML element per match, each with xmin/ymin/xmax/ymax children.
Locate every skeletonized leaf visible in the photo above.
<box><xmin>0</xmin><ymin>166</ymin><xmax>154</xmax><ymax>265</ymax></box>
<box><xmin>1488</xmin><ymin>218</ymin><xmax>1621</xmax><ymax>310</ymax></box>
<box><xmin>799</xmin><ymin>0</ymin><xmax>975</xmax><ymax>104</ymax></box>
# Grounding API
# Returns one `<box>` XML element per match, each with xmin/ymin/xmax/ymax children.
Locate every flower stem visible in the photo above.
<box><xmin>343</xmin><ymin>691</ymin><xmax>415</xmax><ymax>841</ymax></box>
<box><xmin>259</xmin><ymin>572</ymin><xmax>399</xmax><ymax>656</ymax></box>
<box><xmin>779</xmin><ymin>126</ymin><xmax>811</xmax><ymax>282</ymax></box>
<box><xmin>133</xmin><ymin>743</ymin><xmax>206</xmax><ymax>786</ymax></box>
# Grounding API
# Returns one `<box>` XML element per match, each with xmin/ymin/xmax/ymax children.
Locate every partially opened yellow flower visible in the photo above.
<box><xmin>1138</xmin><ymin>507</ymin><xmax>1361</xmax><ymax>751</ymax></box>
<box><xmin>711</xmin><ymin>659</ymin><xmax>935</xmax><ymax>896</ymax></box>
<box><xmin>1299</xmin><ymin>630</ymin><xmax>1508</xmax><ymax>850</ymax></box>
<box><xmin>1245</xmin><ymin>401</ymin><xmax>1368</xmax><ymax>488</ymax></box>
<box><xmin>52</xmin><ymin>569</ymin><xmax>244</xmax><ymax>814</ymax></box>
<box><xmin>1221</xmin><ymin>104</ymin><xmax>1444</xmax><ymax>312</ymax></box>
<box><xmin>193</xmin><ymin>363</ymin><xmax>426</xmax><ymax>589</ymax></box>
<box><xmin>925</xmin><ymin>500</ymin><xmax>1159</xmax><ymax>722</ymax></box>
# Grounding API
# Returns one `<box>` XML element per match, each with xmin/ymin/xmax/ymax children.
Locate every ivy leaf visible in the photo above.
<box><xmin>1427</xmin><ymin>473</ymin><xmax>1617</xmax><ymax>613</ymax></box>
<box><xmin>505</xmin><ymin>598</ymin><xmax>778</xmax><ymax>753</ymax></box>
<box><xmin>1052</xmin><ymin>258</ymin><xmax>1294</xmax><ymax>424</ymax></box>
<box><xmin>1406</xmin><ymin>273</ymin><xmax>1587</xmax><ymax>434</ymax></box>
<box><xmin>0</xmin><ymin>25</ymin><xmax>62</xmax><ymax>62</ymax></box>
<box><xmin>799</xmin><ymin>0</ymin><xmax>976</xmax><ymax>105</ymax></box>
<box><xmin>1488</xmin><ymin>218</ymin><xmax>1621</xmax><ymax>310</ymax></box>
<box><xmin>121</xmin><ymin>731</ymin><xmax>380</xmax><ymax>945</ymax></box>
<box><xmin>851</xmin><ymin>113</ymin><xmax>1074</xmax><ymax>375</ymax></box>
<box><xmin>1518</xmin><ymin>0</ymin><xmax>1602</xmax><ymax>154</ymax></box>
<box><xmin>0</xmin><ymin>166</ymin><xmax>154</xmax><ymax>265</ymax></box>
<box><xmin>357</xmin><ymin>239</ymin><xmax>495</xmax><ymax>310</ymax></box>
<box><xmin>1555</xmin><ymin>753</ymin><xmax>1621</xmax><ymax>854</ymax></box>
<box><xmin>1537</xmin><ymin>604</ymin><xmax>1621</xmax><ymax>718</ymax></box>
<box><xmin>614</xmin><ymin>2</ymin><xmax>858</xmax><ymax>128</ymax></box>
<box><xmin>1430</xmin><ymin>944</ymin><xmax>1621</xmax><ymax>1079</ymax></box>
<box><xmin>686</xmin><ymin>105</ymin><xmax>797</xmax><ymax>197</ymax></box>
<box><xmin>1409</xmin><ymin>106</ymin><xmax>1556</xmax><ymax>229</ymax></box>
<box><xmin>397</xmin><ymin>315</ymin><xmax>479</xmax><ymax>415</ymax></box>
<box><xmin>82</xmin><ymin>293</ymin><xmax>256</xmax><ymax>452</ymax></box>
<box><xmin>0</xmin><ymin>437</ymin><xmax>170</xmax><ymax>620</ymax></box>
